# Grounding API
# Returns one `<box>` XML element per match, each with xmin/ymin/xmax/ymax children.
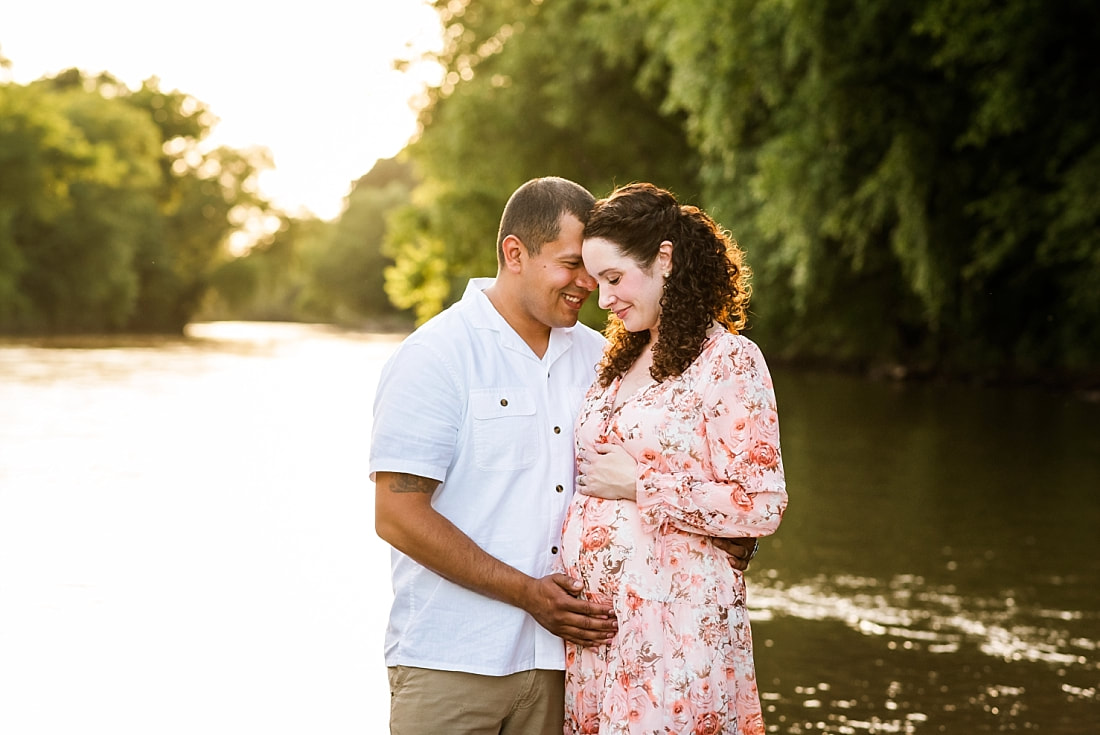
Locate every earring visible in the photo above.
<box><xmin>663</xmin><ymin>272</ymin><xmax>670</xmax><ymax>278</ymax></box>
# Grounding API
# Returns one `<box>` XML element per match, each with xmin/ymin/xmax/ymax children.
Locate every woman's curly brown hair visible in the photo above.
<box><xmin>585</xmin><ymin>183</ymin><xmax>752</xmax><ymax>388</ymax></box>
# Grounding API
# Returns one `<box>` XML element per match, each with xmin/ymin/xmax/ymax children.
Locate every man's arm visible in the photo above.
<box><xmin>374</xmin><ymin>471</ymin><xmax>616</xmax><ymax>645</ymax></box>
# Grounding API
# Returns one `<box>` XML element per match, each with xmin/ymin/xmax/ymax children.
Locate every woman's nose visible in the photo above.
<box><xmin>598</xmin><ymin>289</ymin><xmax>613</xmax><ymax>310</ymax></box>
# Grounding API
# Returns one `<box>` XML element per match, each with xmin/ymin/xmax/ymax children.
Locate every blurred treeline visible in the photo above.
<box><xmin>389</xmin><ymin>0</ymin><xmax>1099</xmax><ymax>386</ymax></box>
<box><xmin>1</xmin><ymin>68</ymin><xmax>264</xmax><ymax>333</ymax></box>
<box><xmin>3</xmin><ymin>0</ymin><xmax>1099</xmax><ymax>387</ymax></box>
<box><xmin>0</xmin><ymin>64</ymin><xmax>413</xmax><ymax>334</ymax></box>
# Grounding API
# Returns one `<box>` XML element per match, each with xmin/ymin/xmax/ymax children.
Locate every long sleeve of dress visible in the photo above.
<box><xmin>634</xmin><ymin>335</ymin><xmax>788</xmax><ymax>538</ymax></box>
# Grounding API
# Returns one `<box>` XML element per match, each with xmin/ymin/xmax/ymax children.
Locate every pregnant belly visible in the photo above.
<box><xmin>560</xmin><ymin>495</ymin><xmax>645</xmax><ymax>604</ymax></box>
<box><xmin>561</xmin><ymin>496</ymin><xmax>744</xmax><ymax>609</ymax></box>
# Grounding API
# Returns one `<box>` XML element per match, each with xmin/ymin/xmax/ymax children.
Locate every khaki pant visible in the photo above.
<box><xmin>387</xmin><ymin>665</ymin><xmax>564</xmax><ymax>735</ymax></box>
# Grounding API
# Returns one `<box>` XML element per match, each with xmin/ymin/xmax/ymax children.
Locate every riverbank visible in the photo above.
<box><xmin>5</xmin><ymin>317</ymin><xmax>1098</xmax><ymax>399</ymax></box>
<box><xmin>767</xmin><ymin>352</ymin><xmax>1100</xmax><ymax>403</ymax></box>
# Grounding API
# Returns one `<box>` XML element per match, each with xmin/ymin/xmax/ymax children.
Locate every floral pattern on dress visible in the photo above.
<box><xmin>560</xmin><ymin>330</ymin><xmax>787</xmax><ymax>735</ymax></box>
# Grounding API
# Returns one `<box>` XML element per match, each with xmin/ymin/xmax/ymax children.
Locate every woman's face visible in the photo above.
<box><xmin>583</xmin><ymin>237</ymin><xmax>671</xmax><ymax>335</ymax></box>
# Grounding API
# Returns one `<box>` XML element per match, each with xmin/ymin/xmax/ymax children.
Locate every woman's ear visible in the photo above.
<box><xmin>657</xmin><ymin>240</ymin><xmax>674</xmax><ymax>275</ymax></box>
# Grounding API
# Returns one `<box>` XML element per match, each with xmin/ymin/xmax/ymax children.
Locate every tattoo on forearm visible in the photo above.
<box><xmin>390</xmin><ymin>474</ymin><xmax>437</xmax><ymax>494</ymax></box>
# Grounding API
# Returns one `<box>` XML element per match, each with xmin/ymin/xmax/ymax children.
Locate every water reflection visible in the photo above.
<box><xmin>751</xmin><ymin>569</ymin><xmax>1098</xmax><ymax>674</ymax></box>
<box><xmin>751</xmin><ymin>366</ymin><xmax>1100</xmax><ymax>733</ymax></box>
<box><xmin>0</xmin><ymin>323</ymin><xmax>403</xmax><ymax>735</ymax></box>
<box><xmin>0</xmin><ymin>323</ymin><xmax>1097</xmax><ymax>734</ymax></box>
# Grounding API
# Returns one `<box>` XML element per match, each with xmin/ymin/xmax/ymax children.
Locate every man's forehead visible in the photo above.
<box><xmin>556</xmin><ymin>214</ymin><xmax>585</xmax><ymax>244</ymax></box>
<box><xmin>541</xmin><ymin>236</ymin><xmax>583</xmax><ymax>260</ymax></box>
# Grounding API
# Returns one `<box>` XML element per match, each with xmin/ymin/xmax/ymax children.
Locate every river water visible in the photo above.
<box><xmin>0</xmin><ymin>322</ymin><xmax>1096</xmax><ymax>734</ymax></box>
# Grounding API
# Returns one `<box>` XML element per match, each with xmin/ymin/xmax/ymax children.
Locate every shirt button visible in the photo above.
<box><xmin>555</xmin><ymin>484</ymin><xmax>564</xmax><ymax>493</ymax></box>
<box><xmin>553</xmin><ymin>426</ymin><xmax>561</xmax><ymax>434</ymax></box>
<box><xmin>551</xmin><ymin>546</ymin><xmax>559</xmax><ymax>554</ymax></box>
<box><xmin>500</xmin><ymin>398</ymin><xmax>508</xmax><ymax>407</ymax></box>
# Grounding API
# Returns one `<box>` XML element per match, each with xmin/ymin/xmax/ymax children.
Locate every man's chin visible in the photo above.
<box><xmin>553</xmin><ymin>312</ymin><xmax>581</xmax><ymax>328</ymax></box>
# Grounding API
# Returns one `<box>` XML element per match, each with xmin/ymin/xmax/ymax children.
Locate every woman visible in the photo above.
<box><xmin>559</xmin><ymin>183</ymin><xmax>787</xmax><ymax>735</ymax></box>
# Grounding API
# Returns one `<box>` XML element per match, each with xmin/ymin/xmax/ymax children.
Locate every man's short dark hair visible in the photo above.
<box><xmin>496</xmin><ymin>177</ymin><xmax>596</xmax><ymax>263</ymax></box>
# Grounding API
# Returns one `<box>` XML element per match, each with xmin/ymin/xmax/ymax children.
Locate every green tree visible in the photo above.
<box><xmin>0</xmin><ymin>69</ymin><xmax>274</xmax><ymax>333</ymax></box>
<box><xmin>299</xmin><ymin>173</ymin><xmax>413</xmax><ymax>324</ymax></box>
<box><xmin>122</xmin><ymin>76</ymin><xmax>271</xmax><ymax>331</ymax></box>
<box><xmin>611</xmin><ymin>0</ymin><xmax>1100</xmax><ymax>380</ymax></box>
<box><xmin>203</xmin><ymin>213</ymin><xmax>322</xmax><ymax>322</ymax></box>
<box><xmin>203</xmin><ymin>157</ymin><xmax>417</xmax><ymax>328</ymax></box>
<box><xmin>915</xmin><ymin>0</ymin><xmax>1100</xmax><ymax>376</ymax></box>
<box><xmin>384</xmin><ymin>0</ymin><xmax>701</xmax><ymax>322</ymax></box>
<box><xmin>0</xmin><ymin>83</ymin><xmax>66</xmax><ymax>326</ymax></box>
<box><xmin>0</xmin><ymin>79</ymin><xmax>160</xmax><ymax>331</ymax></box>
<box><xmin>388</xmin><ymin>0</ymin><xmax>1099</xmax><ymax>384</ymax></box>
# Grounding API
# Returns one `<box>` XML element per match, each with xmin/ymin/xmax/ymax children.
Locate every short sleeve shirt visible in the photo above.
<box><xmin>369</xmin><ymin>278</ymin><xmax>607</xmax><ymax>675</ymax></box>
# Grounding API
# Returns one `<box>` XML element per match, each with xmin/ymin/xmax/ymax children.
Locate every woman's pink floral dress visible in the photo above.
<box><xmin>560</xmin><ymin>330</ymin><xmax>787</xmax><ymax>735</ymax></box>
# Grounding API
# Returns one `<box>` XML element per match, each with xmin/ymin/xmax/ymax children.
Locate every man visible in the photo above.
<box><xmin>370</xmin><ymin>177</ymin><xmax>755</xmax><ymax>734</ymax></box>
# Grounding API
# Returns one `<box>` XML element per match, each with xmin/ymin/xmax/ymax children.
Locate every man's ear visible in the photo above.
<box><xmin>501</xmin><ymin>234</ymin><xmax>527</xmax><ymax>273</ymax></box>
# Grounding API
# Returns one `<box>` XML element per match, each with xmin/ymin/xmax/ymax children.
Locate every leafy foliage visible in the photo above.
<box><xmin>4</xmin><ymin>3</ymin><xmax>1096</xmax><ymax>384</ymax></box>
<box><xmin>0</xmin><ymin>70</ymin><xmax>271</xmax><ymax>333</ymax></box>
<box><xmin>202</xmin><ymin>157</ymin><xmax>417</xmax><ymax>329</ymax></box>
<box><xmin>384</xmin><ymin>0</ymin><xmax>1099</xmax><ymax>384</ymax></box>
<box><xmin>383</xmin><ymin>0</ymin><xmax>702</xmax><ymax>321</ymax></box>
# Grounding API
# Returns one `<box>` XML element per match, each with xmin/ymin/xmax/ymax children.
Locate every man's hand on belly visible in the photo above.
<box><xmin>523</xmin><ymin>574</ymin><xmax>618</xmax><ymax>646</ymax></box>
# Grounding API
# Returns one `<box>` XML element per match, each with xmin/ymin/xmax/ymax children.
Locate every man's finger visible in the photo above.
<box><xmin>559</xmin><ymin>622</ymin><xmax>617</xmax><ymax>645</ymax></box>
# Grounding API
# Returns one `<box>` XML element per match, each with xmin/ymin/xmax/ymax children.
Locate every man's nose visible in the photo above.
<box><xmin>576</xmin><ymin>271</ymin><xmax>597</xmax><ymax>291</ymax></box>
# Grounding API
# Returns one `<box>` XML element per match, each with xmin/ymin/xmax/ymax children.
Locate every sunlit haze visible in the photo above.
<box><xmin>1</xmin><ymin>1</ymin><xmax>443</xmax><ymax>221</ymax></box>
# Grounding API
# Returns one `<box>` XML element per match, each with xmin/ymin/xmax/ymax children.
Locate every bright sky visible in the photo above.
<box><xmin>2</xmin><ymin>1</ymin><xmax>443</xmax><ymax>221</ymax></box>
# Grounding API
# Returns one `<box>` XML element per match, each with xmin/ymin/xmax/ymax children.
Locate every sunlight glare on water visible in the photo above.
<box><xmin>0</xmin><ymin>322</ymin><xmax>402</xmax><ymax>734</ymax></box>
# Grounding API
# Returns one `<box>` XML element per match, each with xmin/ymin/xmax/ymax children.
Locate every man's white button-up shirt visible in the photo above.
<box><xmin>370</xmin><ymin>278</ymin><xmax>607</xmax><ymax>675</ymax></box>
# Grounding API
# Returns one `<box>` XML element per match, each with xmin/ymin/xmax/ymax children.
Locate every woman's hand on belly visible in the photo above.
<box><xmin>576</xmin><ymin>442</ymin><xmax>637</xmax><ymax>501</ymax></box>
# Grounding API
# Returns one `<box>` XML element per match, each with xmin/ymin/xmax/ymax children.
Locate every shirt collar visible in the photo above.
<box><xmin>463</xmin><ymin>278</ymin><xmax>575</xmax><ymax>364</ymax></box>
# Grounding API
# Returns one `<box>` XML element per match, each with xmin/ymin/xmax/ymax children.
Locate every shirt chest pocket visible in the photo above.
<box><xmin>469</xmin><ymin>388</ymin><xmax>538</xmax><ymax>471</ymax></box>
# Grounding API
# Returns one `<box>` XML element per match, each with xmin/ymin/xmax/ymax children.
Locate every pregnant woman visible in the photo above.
<box><xmin>560</xmin><ymin>183</ymin><xmax>788</xmax><ymax>735</ymax></box>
